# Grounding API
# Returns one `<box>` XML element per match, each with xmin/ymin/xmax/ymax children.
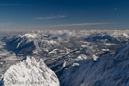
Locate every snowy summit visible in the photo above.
<box><xmin>0</xmin><ymin>56</ymin><xmax>59</xmax><ymax>86</ymax></box>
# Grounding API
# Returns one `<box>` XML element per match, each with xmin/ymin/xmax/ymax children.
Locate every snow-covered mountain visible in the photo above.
<box><xmin>2</xmin><ymin>30</ymin><xmax>129</xmax><ymax>73</ymax></box>
<box><xmin>0</xmin><ymin>56</ymin><xmax>59</xmax><ymax>86</ymax></box>
<box><xmin>1</xmin><ymin>30</ymin><xmax>129</xmax><ymax>86</ymax></box>
<box><xmin>60</xmin><ymin>44</ymin><xmax>129</xmax><ymax>86</ymax></box>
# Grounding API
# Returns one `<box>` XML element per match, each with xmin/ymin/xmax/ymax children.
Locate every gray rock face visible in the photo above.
<box><xmin>0</xmin><ymin>56</ymin><xmax>60</xmax><ymax>86</ymax></box>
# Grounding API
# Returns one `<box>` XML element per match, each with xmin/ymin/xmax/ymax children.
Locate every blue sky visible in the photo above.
<box><xmin>0</xmin><ymin>0</ymin><xmax>129</xmax><ymax>30</ymax></box>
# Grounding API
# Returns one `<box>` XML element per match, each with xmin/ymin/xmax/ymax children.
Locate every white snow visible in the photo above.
<box><xmin>72</xmin><ymin>63</ymin><xmax>79</xmax><ymax>67</ymax></box>
<box><xmin>123</xmin><ymin>33</ymin><xmax>129</xmax><ymax>38</ymax></box>
<box><xmin>93</xmin><ymin>54</ymin><xmax>98</xmax><ymax>61</ymax></box>
<box><xmin>76</xmin><ymin>54</ymin><xmax>88</xmax><ymax>61</ymax></box>
<box><xmin>49</xmin><ymin>49</ymin><xmax>58</xmax><ymax>54</ymax></box>
<box><xmin>63</xmin><ymin>61</ymin><xmax>66</xmax><ymax>67</ymax></box>
<box><xmin>102</xmin><ymin>49</ymin><xmax>110</xmax><ymax>51</ymax></box>
<box><xmin>1</xmin><ymin>56</ymin><xmax>60</xmax><ymax>86</ymax></box>
<box><xmin>20</xmin><ymin>33</ymin><xmax>37</xmax><ymax>38</ymax></box>
<box><xmin>16</xmin><ymin>41</ymin><xmax>22</xmax><ymax>48</ymax></box>
<box><xmin>104</xmin><ymin>43</ymin><xmax>117</xmax><ymax>46</ymax></box>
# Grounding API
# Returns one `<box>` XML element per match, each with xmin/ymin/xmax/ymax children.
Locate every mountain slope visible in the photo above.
<box><xmin>0</xmin><ymin>56</ymin><xmax>59</xmax><ymax>86</ymax></box>
<box><xmin>60</xmin><ymin>44</ymin><xmax>129</xmax><ymax>86</ymax></box>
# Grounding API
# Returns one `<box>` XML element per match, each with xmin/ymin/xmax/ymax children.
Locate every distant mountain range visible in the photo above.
<box><xmin>0</xmin><ymin>30</ymin><xmax>129</xmax><ymax>86</ymax></box>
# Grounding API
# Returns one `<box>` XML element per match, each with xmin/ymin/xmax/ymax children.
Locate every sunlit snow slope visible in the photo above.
<box><xmin>0</xmin><ymin>56</ymin><xmax>59</xmax><ymax>86</ymax></box>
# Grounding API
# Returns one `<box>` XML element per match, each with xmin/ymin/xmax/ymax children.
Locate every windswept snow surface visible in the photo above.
<box><xmin>0</xmin><ymin>56</ymin><xmax>59</xmax><ymax>86</ymax></box>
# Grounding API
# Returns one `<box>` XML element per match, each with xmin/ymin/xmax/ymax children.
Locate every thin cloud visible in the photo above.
<box><xmin>27</xmin><ymin>22</ymin><xmax>110</xmax><ymax>29</ymax></box>
<box><xmin>34</xmin><ymin>15</ymin><xmax>67</xmax><ymax>20</ymax></box>
<box><xmin>53</xmin><ymin>23</ymin><xmax>108</xmax><ymax>27</ymax></box>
